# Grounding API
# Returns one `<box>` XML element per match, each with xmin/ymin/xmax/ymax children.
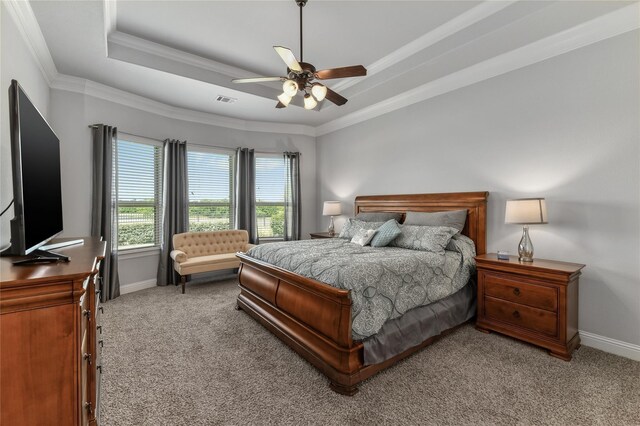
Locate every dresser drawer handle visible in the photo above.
<box><xmin>512</xmin><ymin>311</ymin><xmax>521</xmax><ymax>319</ymax></box>
<box><xmin>83</xmin><ymin>353</ymin><xmax>92</xmax><ymax>364</ymax></box>
<box><xmin>513</xmin><ymin>288</ymin><xmax>520</xmax><ymax>296</ymax></box>
<box><xmin>83</xmin><ymin>309</ymin><xmax>91</xmax><ymax>321</ymax></box>
<box><xmin>85</xmin><ymin>402</ymin><xmax>93</xmax><ymax>414</ymax></box>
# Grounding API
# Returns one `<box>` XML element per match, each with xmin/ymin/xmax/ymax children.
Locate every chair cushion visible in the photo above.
<box><xmin>175</xmin><ymin>253</ymin><xmax>240</xmax><ymax>275</ymax></box>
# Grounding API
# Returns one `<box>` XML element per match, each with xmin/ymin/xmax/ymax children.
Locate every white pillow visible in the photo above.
<box><xmin>351</xmin><ymin>229</ymin><xmax>378</xmax><ymax>246</ymax></box>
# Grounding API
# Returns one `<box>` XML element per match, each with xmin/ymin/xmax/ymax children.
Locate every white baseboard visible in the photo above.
<box><xmin>120</xmin><ymin>279</ymin><xmax>156</xmax><ymax>295</ymax></box>
<box><xmin>580</xmin><ymin>330</ymin><xmax>640</xmax><ymax>361</ymax></box>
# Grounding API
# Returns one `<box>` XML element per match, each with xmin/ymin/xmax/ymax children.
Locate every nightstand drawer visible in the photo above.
<box><xmin>485</xmin><ymin>297</ymin><xmax>558</xmax><ymax>337</ymax></box>
<box><xmin>483</xmin><ymin>273</ymin><xmax>557</xmax><ymax>312</ymax></box>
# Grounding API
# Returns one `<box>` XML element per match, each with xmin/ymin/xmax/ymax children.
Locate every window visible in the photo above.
<box><xmin>116</xmin><ymin>136</ymin><xmax>163</xmax><ymax>250</ymax></box>
<box><xmin>255</xmin><ymin>155</ymin><xmax>286</xmax><ymax>239</ymax></box>
<box><xmin>187</xmin><ymin>147</ymin><xmax>234</xmax><ymax>232</ymax></box>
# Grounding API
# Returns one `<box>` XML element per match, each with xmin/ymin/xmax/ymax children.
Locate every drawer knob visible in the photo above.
<box><xmin>83</xmin><ymin>353</ymin><xmax>92</xmax><ymax>364</ymax></box>
<box><xmin>512</xmin><ymin>310</ymin><xmax>521</xmax><ymax>319</ymax></box>
<box><xmin>83</xmin><ymin>309</ymin><xmax>91</xmax><ymax>321</ymax></box>
<box><xmin>85</xmin><ymin>402</ymin><xmax>93</xmax><ymax>414</ymax></box>
<box><xmin>513</xmin><ymin>288</ymin><xmax>520</xmax><ymax>296</ymax></box>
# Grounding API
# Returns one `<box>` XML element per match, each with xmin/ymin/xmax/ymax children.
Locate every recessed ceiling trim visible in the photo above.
<box><xmin>316</xmin><ymin>3</ymin><xmax>640</xmax><ymax>137</ymax></box>
<box><xmin>50</xmin><ymin>74</ymin><xmax>316</xmax><ymax>137</ymax></box>
<box><xmin>330</xmin><ymin>0</ymin><xmax>517</xmax><ymax>94</ymax></box>
<box><xmin>103</xmin><ymin>0</ymin><xmax>117</xmax><ymax>56</ymax></box>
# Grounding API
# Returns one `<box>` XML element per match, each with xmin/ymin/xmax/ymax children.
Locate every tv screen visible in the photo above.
<box><xmin>9</xmin><ymin>80</ymin><xmax>63</xmax><ymax>254</ymax></box>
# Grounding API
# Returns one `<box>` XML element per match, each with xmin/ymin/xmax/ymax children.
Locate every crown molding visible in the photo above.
<box><xmin>316</xmin><ymin>3</ymin><xmax>640</xmax><ymax>137</ymax></box>
<box><xmin>108</xmin><ymin>31</ymin><xmax>257</xmax><ymax>80</ymax></box>
<box><xmin>50</xmin><ymin>74</ymin><xmax>316</xmax><ymax>137</ymax></box>
<box><xmin>3</xmin><ymin>0</ymin><xmax>58</xmax><ymax>84</ymax></box>
<box><xmin>330</xmin><ymin>1</ymin><xmax>517</xmax><ymax>94</ymax></box>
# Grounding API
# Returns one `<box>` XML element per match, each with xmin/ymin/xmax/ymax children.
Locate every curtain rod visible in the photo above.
<box><xmin>87</xmin><ymin>126</ymin><xmax>298</xmax><ymax>156</ymax></box>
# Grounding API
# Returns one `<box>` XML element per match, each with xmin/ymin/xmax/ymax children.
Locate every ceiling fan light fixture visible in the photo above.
<box><xmin>303</xmin><ymin>93</ymin><xmax>317</xmax><ymax>110</ymax></box>
<box><xmin>277</xmin><ymin>92</ymin><xmax>292</xmax><ymax>107</ymax></box>
<box><xmin>283</xmin><ymin>79</ymin><xmax>298</xmax><ymax>97</ymax></box>
<box><xmin>311</xmin><ymin>83</ymin><xmax>327</xmax><ymax>101</ymax></box>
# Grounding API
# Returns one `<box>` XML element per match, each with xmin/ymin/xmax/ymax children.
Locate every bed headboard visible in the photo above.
<box><xmin>354</xmin><ymin>191</ymin><xmax>489</xmax><ymax>255</ymax></box>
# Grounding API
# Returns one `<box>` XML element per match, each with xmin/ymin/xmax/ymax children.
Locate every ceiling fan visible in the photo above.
<box><xmin>231</xmin><ymin>0</ymin><xmax>367</xmax><ymax>110</ymax></box>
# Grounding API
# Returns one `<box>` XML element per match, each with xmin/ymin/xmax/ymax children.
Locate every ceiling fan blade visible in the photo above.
<box><xmin>274</xmin><ymin>46</ymin><xmax>302</xmax><ymax>73</ymax></box>
<box><xmin>276</xmin><ymin>101</ymin><xmax>286</xmax><ymax>109</ymax></box>
<box><xmin>232</xmin><ymin>76</ymin><xmax>284</xmax><ymax>83</ymax></box>
<box><xmin>315</xmin><ymin>65</ymin><xmax>367</xmax><ymax>80</ymax></box>
<box><xmin>325</xmin><ymin>88</ymin><xmax>348</xmax><ymax>106</ymax></box>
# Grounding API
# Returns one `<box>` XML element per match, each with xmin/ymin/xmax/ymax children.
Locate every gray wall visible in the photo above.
<box><xmin>1</xmin><ymin>3</ymin><xmax>52</xmax><ymax>250</ymax></box>
<box><xmin>316</xmin><ymin>32</ymin><xmax>640</xmax><ymax>347</ymax></box>
<box><xmin>48</xmin><ymin>89</ymin><xmax>317</xmax><ymax>287</ymax></box>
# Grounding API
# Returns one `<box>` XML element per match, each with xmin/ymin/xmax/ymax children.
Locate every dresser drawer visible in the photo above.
<box><xmin>485</xmin><ymin>297</ymin><xmax>558</xmax><ymax>337</ymax></box>
<box><xmin>483</xmin><ymin>272</ymin><xmax>557</xmax><ymax>312</ymax></box>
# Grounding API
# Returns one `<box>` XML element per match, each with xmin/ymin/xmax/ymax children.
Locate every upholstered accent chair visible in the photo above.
<box><xmin>170</xmin><ymin>230</ymin><xmax>254</xmax><ymax>294</ymax></box>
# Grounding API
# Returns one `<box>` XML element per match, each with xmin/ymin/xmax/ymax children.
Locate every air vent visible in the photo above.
<box><xmin>215</xmin><ymin>95</ymin><xmax>238</xmax><ymax>104</ymax></box>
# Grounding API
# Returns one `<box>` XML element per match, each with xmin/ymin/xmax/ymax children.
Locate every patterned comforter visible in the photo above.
<box><xmin>245</xmin><ymin>235</ymin><xmax>476</xmax><ymax>340</ymax></box>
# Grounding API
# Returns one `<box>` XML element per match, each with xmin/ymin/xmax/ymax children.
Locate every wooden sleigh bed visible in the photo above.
<box><xmin>236</xmin><ymin>192</ymin><xmax>488</xmax><ymax>395</ymax></box>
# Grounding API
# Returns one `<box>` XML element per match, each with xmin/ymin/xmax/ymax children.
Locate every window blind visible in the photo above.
<box><xmin>187</xmin><ymin>148</ymin><xmax>234</xmax><ymax>232</ymax></box>
<box><xmin>116</xmin><ymin>138</ymin><xmax>163</xmax><ymax>249</ymax></box>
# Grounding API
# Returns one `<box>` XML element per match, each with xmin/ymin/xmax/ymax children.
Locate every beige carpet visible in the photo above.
<box><xmin>100</xmin><ymin>279</ymin><xmax>640</xmax><ymax>425</ymax></box>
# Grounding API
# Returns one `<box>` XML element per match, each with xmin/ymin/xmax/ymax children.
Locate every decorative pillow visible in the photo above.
<box><xmin>350</xmin><ymin>229</ymin><xmax>377</xmax><ymax>246</ymax></box>
<box><xmin>370</xmin><ymin>219</ymin><xmax>402</xmax><ymax>247</ymax></box>
<box><xmin>356</xmin><ymin>212</ymin><xmax>403</xmax><ymax>223</ymax></box>
<box><xmin>390</xmin><ymin>225</ymin><xmax>459</xmax><ymax>253</ymax></box>
<box><xmin>403</xmin><ymin>210</ymin><xmax>467</xmax><ymax>233</ymax></box>
<box><xmin>339</xmin><ymin>219</ymin><xmax>384</xmax><ymax>239</ymax></box>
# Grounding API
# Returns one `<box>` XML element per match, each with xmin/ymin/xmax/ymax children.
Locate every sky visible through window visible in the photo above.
<box><xmin>188</xmin><ymin>150</ymin><xmax>231</xmax><ymax>202</ymax></box>
<box><xmin>256</xmin><ymin>156</ymin><xmax>285</xmax><ymax>203</ymax></box>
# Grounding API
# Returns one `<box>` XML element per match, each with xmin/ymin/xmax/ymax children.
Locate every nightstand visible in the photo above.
<box><xmin>309</xmin><ymin>232</ymin><xmax>338</xmax><ymax>239</ymax></box>
<box><xmin>475</xmin><ymin>254</ymin><xmax>585</xmax><ymax>361</ymax></box>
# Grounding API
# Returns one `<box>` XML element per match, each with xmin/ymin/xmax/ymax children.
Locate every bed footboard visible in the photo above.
<box><xmin>236</xmin><ymin>253</ymin><xmax>364</xmax><ymax>394</ymax></box>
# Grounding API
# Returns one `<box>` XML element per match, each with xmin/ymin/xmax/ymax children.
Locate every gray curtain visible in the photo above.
<box><xmin>91</xmin><ymin>124</ymin><xmax>120</xmax><ymax>302</ymax></box>
<box><xmin>157</xmin><ymin>139</ymin><xmax>188</xmax><ymax>286</ymax></box>
<box><xmin>284</xmin><ymin>152</ymin><xmax>301</xmax><ymax>241</ymax></box>
<box><xmin>235</xmin><ymin>148</ymin><xmax>258</xmax><ymax>244</ymax></box>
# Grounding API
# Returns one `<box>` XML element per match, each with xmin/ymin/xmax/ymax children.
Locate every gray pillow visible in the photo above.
<box><xmin>339</xmin><ymin>219</ymin><xmax>384</xmax><ymax>239</ymax></box>
<box><xmin>355</xmin><ymin>212</ymin><xmax>403</xmax><ymax>223</ymax></box>
<box><xmin>403</xmin><ymin>210</ymin><xmax>467</xmax><ymax>232</ymax></box>
<box><xmin>390</xmin><ymin>225</ymin><xmax>459</xmax><ymax>253</ymax></box>
<box><xmin>370</xmin><ymin>219</ymin><xmax>402</xmax><ymax>247</ymax></box>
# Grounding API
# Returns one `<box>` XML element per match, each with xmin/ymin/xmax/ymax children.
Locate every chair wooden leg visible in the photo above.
<box><xmin>181</xmin><ymin>275</ymin><xmax>186</xmax><ymax>294</ymax></box>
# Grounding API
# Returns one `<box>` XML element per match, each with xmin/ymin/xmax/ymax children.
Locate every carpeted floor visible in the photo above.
<box><xmin>100</xmin><ymin>278</ymin><xmax>640</xmax><ymax>426</ymax></box>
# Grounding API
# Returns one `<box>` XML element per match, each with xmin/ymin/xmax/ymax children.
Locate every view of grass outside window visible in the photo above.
<box><xmin>255</xmin><ymin>155</ymin><xmax>286</xmax><ymax>239</ymax></box>
<box><xmin>187</xmin><ymin>148</ymin><xmax>234</xmax><ymax>232</ymax></box>
<box><xmin>116</xmin><ymin>138</ymin><xmax>163</xmax><ymax>249</ymax></box>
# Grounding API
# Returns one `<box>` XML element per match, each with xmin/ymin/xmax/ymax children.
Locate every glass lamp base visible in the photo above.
<box><xmin>518</xmin><ymin>225</ymin><xmax>534</xmax><ymax>262</ymax></box>
<box><xmin>328</xmin><ymin>216</ymin><xmax>335</xmax><ymax>236</ymax></box>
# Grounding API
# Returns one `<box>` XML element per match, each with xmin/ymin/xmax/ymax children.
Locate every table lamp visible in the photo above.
<box><xmin>323</xmin><ymin>201</ymin><xmax>342</xmax><ymax>236</ymax></box>
<box><xmin>505</xmin><ymin>198</ymin><xmax>548</xmax><ymax>262</ymax></box>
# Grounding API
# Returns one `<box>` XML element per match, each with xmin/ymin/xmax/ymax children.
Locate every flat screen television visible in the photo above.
<box><xmin>2</xmin><ymin>79</ymin><xmax>65</xmax><ymax>260</ymax></box>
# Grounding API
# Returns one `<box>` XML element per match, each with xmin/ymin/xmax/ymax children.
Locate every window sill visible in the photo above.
<box><xmin>119</xmin><ymin>246</ymin><xmax>161</xmax><ymax>260</ymax></box>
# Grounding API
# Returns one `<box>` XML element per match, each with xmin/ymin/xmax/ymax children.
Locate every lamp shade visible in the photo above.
<box><xmin>322</xmin><ymin>201</ymin><xmax>342</xmax><ymax>216</ymax></box>
<box><xmin>505</xmin><ymin>198</ymin><xmax>548</xmax><ymax>224</ymax></box>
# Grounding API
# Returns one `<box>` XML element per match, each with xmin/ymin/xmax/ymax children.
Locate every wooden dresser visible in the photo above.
<box><xmin>475</xmin><ymin>253</ymin><xmax>585</xmax><ymax>361</ymax></box>
<box><xmin>1</xmin><ymin>237</ymin><xmax>106</xmax><ymax>425</ymax></box>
